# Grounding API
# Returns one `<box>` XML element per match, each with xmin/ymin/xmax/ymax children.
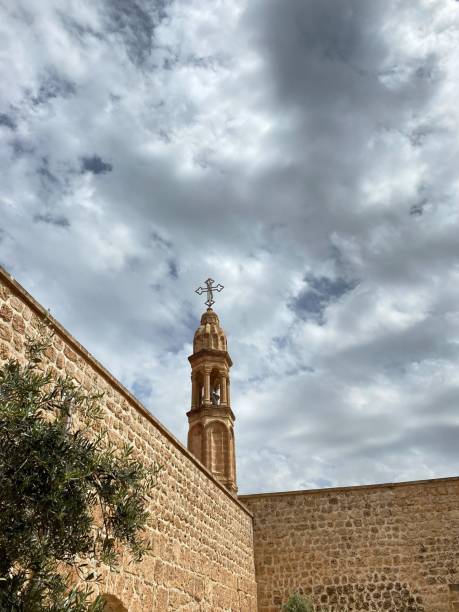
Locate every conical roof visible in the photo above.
<box><xmin>193</xmin><ymin>308</ymin><xmax>228</xmax><ymax>353</ymax></box>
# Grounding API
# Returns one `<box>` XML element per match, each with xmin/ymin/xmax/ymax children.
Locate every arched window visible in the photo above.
<box><xmin>100</xmin><ymin>594</ymin><xmax>128</xmax><ymax>612</ymax></box>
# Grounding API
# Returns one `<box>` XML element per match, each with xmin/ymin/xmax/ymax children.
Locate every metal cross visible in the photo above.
<box><xmin>195</xmin><ymin>278</ymin><xmax>224</xmax><ymax>308</ymax></box>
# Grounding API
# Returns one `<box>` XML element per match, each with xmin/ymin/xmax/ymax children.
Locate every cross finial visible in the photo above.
<box><xmin>195</xmin><ymin>278</ymin><xmax>224</xmax><ymax>309</ymax></box>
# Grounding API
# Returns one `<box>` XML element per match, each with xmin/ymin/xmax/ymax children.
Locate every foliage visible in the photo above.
<box><xmin>282</xmin><ymin>591</ymin><xmax>314</xmax><ymax>612</ymax></box>
<box><xmin>0</xmin><ymin>320</ymin><xmax>161</xmax><ymax>611</ymax></box>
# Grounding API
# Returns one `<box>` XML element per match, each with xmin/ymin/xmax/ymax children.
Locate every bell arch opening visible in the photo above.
<box><xmin>210</xmin><ymin>367</ymin><xmax>221</xmax><ymax>406</ymax></box>
<box><xmin>193</xmin><ymin>370</ymin><xmax>204</xmax><ymax>408</ymax></box>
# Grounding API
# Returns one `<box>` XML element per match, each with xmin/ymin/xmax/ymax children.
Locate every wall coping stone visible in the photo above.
<box><xmin>0</xmin><ymin>265</ymin><xmax>252</xmax><ymax>518</ymax></box>
<box><xmin>239</xmin><ymin>475</ymin><xmax>459</xmax><ymax>500</ymax></box>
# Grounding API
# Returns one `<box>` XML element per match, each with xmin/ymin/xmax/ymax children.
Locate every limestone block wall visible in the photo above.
<box><xmin>0</xmin><ymin>267</ymin><xmax>257</xmax><ymax>612</ymax></box>
<box><xmin>241</xmin><ymin>478</ymin><xmax>459</xmax><ymax>612</ymax></box>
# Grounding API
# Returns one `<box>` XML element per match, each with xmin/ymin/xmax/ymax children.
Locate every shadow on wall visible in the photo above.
<box><xmin>450</xmin><ymin>584</ymin><xmax>459</xmax><ymax>610</ymax></box>
<box><xmin>101</xmin><ymin>594</ymin><xmax>128</xmax><ymax>612</ymax></box>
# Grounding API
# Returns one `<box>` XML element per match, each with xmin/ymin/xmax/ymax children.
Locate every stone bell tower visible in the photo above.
<box><xmin>187</xmin><ymin>279</ymin><xmax>237</xmax><ymax>495</ymax></box>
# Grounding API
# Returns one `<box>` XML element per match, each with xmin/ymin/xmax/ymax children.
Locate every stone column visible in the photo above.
<box><xmin>225</xmin><ymin>426</ymin><xmax>232</xmax><ymax>480</ymax></box>
<box><xmin>203</xmin><ymin>367</ymin><xmax>211</xmax><ymax>405</ymax></box>
<box><xmin>202</xmin><ymin>424</ymin><xmax>209</xmax><ymax>468</ymax></box>
<box><xmin>226</xmin><ymin>377</ymin><xmax>231</xmax><ymax>406</ymax></box>
<box><xmin>191</xmin><ymin>373</ymin><xmax>197</xmax><ymax>409</ymax></box>
<box><xmin>231</xmin><ymin>430</ymin><xmax>237</xmax><ymax>488</ymax></box>
<box><xmin>220</xmin><ymin>370</ymin><xmax>227</xmax><ymax>405</ymax></box>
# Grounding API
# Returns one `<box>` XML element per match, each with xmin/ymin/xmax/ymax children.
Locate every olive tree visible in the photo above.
<box><xmin>0</xmin><ymin>321</ymin><xmax>160</xmax><ymax>611</ymax></box>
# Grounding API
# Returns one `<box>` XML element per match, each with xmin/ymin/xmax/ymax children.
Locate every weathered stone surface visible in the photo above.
<box><xmin>0</xmin><ymin>267</ymin><xmax>257</xmax><ymax>612</ymax></box>
<box><xmin>241</xmin><ymin>480</ymin><xmax>459</xmax><ymax>612</ymax></box>
<box><xmin>0</xmin><ymin>303</ymin><xmax>13</xmax><ymax>322</ymax></box>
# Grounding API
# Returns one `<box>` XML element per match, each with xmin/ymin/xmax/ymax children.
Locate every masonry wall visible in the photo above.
<box><xmin>241</xmin><ymin>479</ymin><xmax>459</xmax><ymax>612</ymax></box>
<box><xmin>0</xmin><ymin>267</ymin><xmax>257</xmax><ymax>612</ymax></box>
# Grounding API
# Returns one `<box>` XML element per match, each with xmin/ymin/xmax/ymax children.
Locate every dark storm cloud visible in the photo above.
<box><xmin>242</xmin><ymin>0</ymin><xmax>443</xmax><ymax>258</ymax></box>
<box><xmin>33</xmin><ymin>212</ymin><xmax>70</xmax><ymax>228</ymax></box>
<box><xmin>37</xmin><ymin>159</ymin><xmax>59</xmax><ymax>185</ymax></box>
<box><xmin>409</xmin><ymin>199</ymin><xmax>427</xmax><ymax>217</ymax></box>
<box><xmin>81</xmin><ymin>155</ymin><xmax>113</xmax><ymax>175</ymax></box>
<box><xmin>58</xmin><ymin>13</ymin><xmax>104</xmax><ymax>42</ymax></box>
<box><xmin>150</xmin><ymin>230</ymin><xmax>173</xmax><ymax>250</ymax></box>
<box><xmin>106</xmin><ymin>0</ymin><xmax>171</xmax><ymax>66</ymax></box>
<box><xmin>0</xmin><ymin>113</ymin><xmax>16</xmax><ymax>130</ymax></box>
<box><xmin>10</xmin><ymin>138</ymin><xmax>35</xmax><ymax>158</ymax></box>
<box><xmin>31</xmin><ymin>71</ymin><xmax>76</xmax><ymax>105</ymax></box>
<box><xmin>290</xmin><ymin>275</ymin><xmax>357</xmax><ymax>323</ymax></box>
<box><xmin>168</xmin><ymin>259</ymin><xmax>178</xmax><ymax>279</ymax></box>
<box><xmin>245</xmin><ymin>0</ymin><xmax>436</xmax><ymax>114</ymax></box>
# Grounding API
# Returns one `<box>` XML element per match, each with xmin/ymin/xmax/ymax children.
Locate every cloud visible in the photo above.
<box><xmin>0</xmin><ymin>113</ymin><xmax>16</xmax><ymax>130</ymax></box>
<box><xmin>290</xmin><ymin>274</ymin><xmax>358</xmax><ymax>324</ymax></box>
<box><xmin>1</xmin><ymin>0</ymin><xmax>459</xmax><ymax>494</ymax></box>
<box><xmin>34</xmin><ymin>212</ymin><xmax>70</xmax><ymax>228</ymax></box>
<box><xmin>81</xmin><ymin>155</ymin><xmax>113</xmax><ymax>175</ymax></box>
<box><xmin>104</xmin><ymin>0</ymin><xmax>169</xmax><ymax>67</ymax></box>
<box><xmin>30</xmin><ymin>71</ymin><xmax>76</xmax><ymax>106</ymax></box>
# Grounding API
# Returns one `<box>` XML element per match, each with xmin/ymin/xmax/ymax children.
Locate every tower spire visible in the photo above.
<box><xmin>187</xmin><ymin>280</ymin><xmax>237</xmax><ymax>495</ymax></box>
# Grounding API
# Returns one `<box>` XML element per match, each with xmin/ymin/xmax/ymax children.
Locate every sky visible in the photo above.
<box><xmin>1</xmin><ymin>0</ymin><xmax>459</xmax><ymax>494</ymax></box>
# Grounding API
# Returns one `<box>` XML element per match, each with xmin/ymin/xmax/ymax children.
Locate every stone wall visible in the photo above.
<box><xmin>0</xmin><ymin>267</ymin><xmax>257</xmax><ymax>612</ymax></box>
<box><xmin>241</xmin><ymin>478</ymin><xmax>459</xmax><ymax>612</ymax></box>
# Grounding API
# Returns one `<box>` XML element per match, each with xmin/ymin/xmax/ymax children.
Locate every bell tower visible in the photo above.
<box><xmin>187</xmin><ymin>279</ymin><xmax>237</xmax><ymax>495</ymax></box>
